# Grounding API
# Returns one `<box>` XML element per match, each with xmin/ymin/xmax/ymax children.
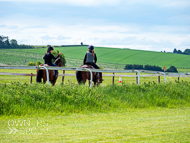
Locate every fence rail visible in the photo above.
<box><xmin>1</xmin><ymin>66</ymin><xmax>190</xmax><ymax>87</ymax></box>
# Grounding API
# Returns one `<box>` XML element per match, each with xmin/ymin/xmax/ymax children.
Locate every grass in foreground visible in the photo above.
<box><xmin>0</xmin><ymin>82</ymin><xmax>190</xmax><ymax>116</ymax></box>
<box><xmin>1</xmin><ymin>82</ymin><xmax>190</xmax><ymax>142</ymax></box>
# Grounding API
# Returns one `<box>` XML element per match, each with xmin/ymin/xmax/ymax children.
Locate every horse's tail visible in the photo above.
<box><xmin>76</xmin><ymin>71</ymin><xmax>82</xmax><ymax>84</ymax></box>
<box><xmin>36</xmin><ymin>70</ymin><xmax>42</xmax><ymax>83</ymax></box>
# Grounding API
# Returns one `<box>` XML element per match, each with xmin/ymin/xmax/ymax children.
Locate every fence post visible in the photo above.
<box><xmin>30</xmin><ymin>73</ymin><xmax>33</xmax><ymax>84</ymax></box>
<box><xmin>136</xmin><ymin>72</ymin><xmax>138</xmax><ymax>84</ymax></box>
<box><xmin>85</xmin><ymin>68</ymin><xmax>93</xmax><ymax>87</ymax></box>
<box><xmin>178</xmin><ymin>76</ymin><xmax>179</xmax><ymax>82</ymax></box>
<box><xmin>40</xmin><ymin>66</ymin><xmax>49</xmax><ymax>85</ymax></box>
<box><xmin>112</xmin><ymin>72</ymin><xmax>114</xmax><ymax>85</ymax></box>
<box><xmin>158</xmin><ymin>75</ymin><xmax>160</xmax><ymax>83</ymax></box>
<box><xmin>62</xmin><ymin>70</ymin><xmax>65</xmax><ymax>84</ymax></box>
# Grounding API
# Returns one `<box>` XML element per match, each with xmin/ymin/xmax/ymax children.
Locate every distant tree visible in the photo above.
<box><xmin>183</xmin><ymin>49</ymin><xmax>190</xmax><ymax>55</ymax></box>
<box><xmin>19</xmin><ymin>44</ymin><xmax>34</xmax><ymax>49</ymax></box>
<box><xmin>4</xmin><ymin>37</ymin><xmax>11</xmax><ymax>48</ymax></box>
<box><xmin>177</xmin><ymin>50</ymin><xmax>182</xmax><ymax>54</ymax></box>
<box><xmin>124</xmin><ymin>64</ymin><xmax>133</xmax><ymax>69</ymax></box>
<box><xmin>10</xmin><ymin>39</ymin><xmax>18</xmax><ymax>48</ymax></box>
<box><xmin>0</xmin><ymin>36</ymin><xmax>10</xmax><ymax>48</ymax></box>
<box><xmin>81</xmin><ymin>42</ymin><xmax>83</xmax><ymax>45</ymax></box>
<box><xmin>0</xmin><ymin>36</ymin><xmax>4</xmax><ymax>48</ymax></box>
<box><xmin>165</xmin><ymin>66</ymin><xmax>178</xmax><ymax>73</ymax></box>
<box><xmin>124</xmin><ymin>64</ymin><xmax>163</xmax><ymax>71</ymax></box>
<box><xmin>1</xmin><ymin>35</ymin><xmax>34</xmax><ymax>49</ymax></box>
<box><xmin>173</xmin><ymin>48</ymin><xmax>177</xmax><ymax>53</ymax></box>
<box><xmin>133</xmin><ymin>64</ymin><xmax>143</xmax><ymax>69</ymax></box>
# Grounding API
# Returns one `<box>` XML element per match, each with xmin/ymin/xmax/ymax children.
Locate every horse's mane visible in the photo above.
<box><xmin>54</xmin><ymin>57</ymin><xmax>62</xmax><ymax>66</ymax></box>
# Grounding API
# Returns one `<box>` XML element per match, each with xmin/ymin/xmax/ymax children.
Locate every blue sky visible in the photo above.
<box><xmin>0</xmin><ymin>0</ymin><xmax>189</xmax><ymax>52</ymax></box>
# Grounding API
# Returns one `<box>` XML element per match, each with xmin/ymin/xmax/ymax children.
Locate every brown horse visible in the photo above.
<box><xmin>36</xmin><ymin>57</ymin><xmax>63</xmax><ymax>85</ymax></box>
<box><xmin>76</xmin><ymin>65</ymin><xmax>103</xmax><ymax>86</ymax></box>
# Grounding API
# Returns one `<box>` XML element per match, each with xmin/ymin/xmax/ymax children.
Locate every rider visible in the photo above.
<box><xmin>83</xmin><ymin>45</ymin><xmax>102</xmax><ymax>80</ymax></box>
<box><xmin>83</xmin><ymin>45</ymin><xmax>99</xmax><ymax>69</ymax></box>
<box><xmin>43</xmin><ymin>46</ymin><xmax>62</xmax><ymax>80</ymax></box>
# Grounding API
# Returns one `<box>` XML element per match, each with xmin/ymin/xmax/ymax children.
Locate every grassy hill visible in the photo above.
<box><xmin>0</xmin><ymin>46</ymin><xmax>190</xmax><ymax>70</ymax></box>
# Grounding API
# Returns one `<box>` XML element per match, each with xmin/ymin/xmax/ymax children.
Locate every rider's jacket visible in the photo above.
<box><xmin>43</xmin><ymin>52</ymin><xmax>59</xmax><ymax>65</ymax></box>
<box><xmin>83</xmin><ymin>51</ymin><xmax>97</xmax><ymax>64</ymax></box>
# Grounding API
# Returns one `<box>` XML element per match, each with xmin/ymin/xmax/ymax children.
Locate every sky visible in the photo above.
<box><xmin>0</xmin><ymin>0</ymin><xmax>190</xmax><ymax>52</ymax></box>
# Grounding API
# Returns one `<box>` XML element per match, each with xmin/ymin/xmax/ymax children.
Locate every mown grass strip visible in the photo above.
<box><xmin>0</xmin><ymin>108</ymin><xmax>189</xmax><ymax>142</ymax></box>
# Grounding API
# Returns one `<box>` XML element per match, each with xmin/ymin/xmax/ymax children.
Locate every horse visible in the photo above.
<box><xmin>36</xmin><ymin>57</ymin><xmax>63</xmax><ymax>85</ymax></box>
<box><xmin>76</xmin><ymin>65</ymin><xmax>103</xmax><ymax>86</ymax></box>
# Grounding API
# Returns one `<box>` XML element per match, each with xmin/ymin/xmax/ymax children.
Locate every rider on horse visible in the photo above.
<box><xmin>43</xmin><ymin>46</ymin><xmax>62</xmax><ymax>80</ymax></box>
<box><xmin>83</xmin><ymin>45</ymin><xmax>102</xmax><ymax>80</ymax></box>
<box><xmin>83</xmin><ymin>45</ymin><xmax>99</xmax><ymax>69</ymax></box>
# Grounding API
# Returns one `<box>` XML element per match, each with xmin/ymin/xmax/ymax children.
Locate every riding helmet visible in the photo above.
<box><xmin>47</xmin><ymin>46</ymin><xmax>54</xmax><ymax>52</ymax></box>
<box><xmin>88</xmin><ymin>45</ymin><xmax>94</xmax><ymax>50</ymax></box>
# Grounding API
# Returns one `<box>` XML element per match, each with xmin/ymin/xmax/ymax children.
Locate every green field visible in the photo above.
<box><xmin>0</xmin><ymin>82</ymin><xmax>190</xmax><ymax>142</ymax></box>
<box><xmin>1</xmin><ymin>46</ymin><xmax>190</xmax><ymax>70</ymax></box>
<box><xmin>1</xmin><ymin>46</ymin><xmax>190</xmax><ymax>142</ymax></box>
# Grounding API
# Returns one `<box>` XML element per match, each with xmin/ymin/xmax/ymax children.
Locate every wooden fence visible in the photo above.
<box><xmin>1</xmin><ymin>66</ymin><xmax>190</xmax><ymax>87</ymax></box>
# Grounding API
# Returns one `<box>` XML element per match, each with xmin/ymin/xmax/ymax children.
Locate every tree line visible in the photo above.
<box><xmin>124</xmin><ymin>64</ymin><xmax>178</xmax><ymax>73</ymax></box>
<box><xmin>173</xmin><ymin>48</ymin><xmax>190</xmax><ymax>55</ymax></box>
<box><xmin>0</xmin><ymin>35</ymin><xmax>34</xmax><ymax>49</ymax></box>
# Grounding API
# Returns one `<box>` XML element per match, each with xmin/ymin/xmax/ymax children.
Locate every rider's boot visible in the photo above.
<box><xmin>52</xmin><ymin>70</ymin><xmax>58</xmax><ymax>81</ymax></box>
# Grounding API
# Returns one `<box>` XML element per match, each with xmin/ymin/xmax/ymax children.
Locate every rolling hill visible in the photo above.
<box><xmin>0</xmin><ymin>46</ymin><xmax>190</xmax><ymax>70</ymax></box>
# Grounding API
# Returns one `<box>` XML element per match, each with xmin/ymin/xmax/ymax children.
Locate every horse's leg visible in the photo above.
<box><xmin>49</xmin><ymin>71</ymin><xmax>55</xmax><ymax>85</ymax></box>
<box><xmin>94</xmin><ymin>76</ymin><xmax>98</xmax><ymax>86</ymax></box>
<box><xmin>100</xmin><ymin>72</ymin><xmax>103</xmax><ymax>83</ymax></box>
<box><xmin>80</xmin><ymin>72</ymin><xmax>86</xmax><ymax>85</ymax></box>
<box><xmin>42</xmin><ymin>71</ymin><xmax>47</xmax><ymax>84</ymax></box>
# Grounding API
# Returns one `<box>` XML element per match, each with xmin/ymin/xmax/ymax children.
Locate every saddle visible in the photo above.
<box><xmin>81</xmin><ymin>65</ymin><xmax>95</xmax><ymax>69</ymax></box>
<box><xmin>81</xmin><ymin>65</ymin><xmax>100</xmax><ymax>81</ymax></box>
<box><xmin>39</xmin><ymin>64</ymin><xmax>56</xmax><ymax>76</ymax></box>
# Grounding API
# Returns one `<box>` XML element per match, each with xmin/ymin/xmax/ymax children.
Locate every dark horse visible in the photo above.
<box><xmin>76</xmin><ymin>65</ymin><xmax>103</xmax><ymax>86</ymax></box>
<box><xmin>36</xmin><ymin>57</ymin><xmax>63</xmax><ymax>85</ymax></box>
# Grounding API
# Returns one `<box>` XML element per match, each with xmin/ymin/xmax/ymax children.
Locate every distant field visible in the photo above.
<box><xmin>1</xmin><ymin>46</ymin><xmax>190</xmax><ymax>70</ymax></box>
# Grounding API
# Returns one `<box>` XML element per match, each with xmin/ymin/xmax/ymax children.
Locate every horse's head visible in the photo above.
<box><xmin>95</xmin><ymin>73</ymin><xmax>103</xmax><ymax>84</ymax></box>
<box><xmin>54</xmin><ymin>57</ymin><xmax>63</xmax><ymax>67</ymax></box>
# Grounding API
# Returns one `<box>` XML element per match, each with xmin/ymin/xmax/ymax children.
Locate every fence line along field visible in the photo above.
<box><xmin>1</xmin><ymin>68</ymin><xmax>190</xmax><ymax>85</ymax></box>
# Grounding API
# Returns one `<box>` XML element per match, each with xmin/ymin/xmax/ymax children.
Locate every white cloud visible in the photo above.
<box><xmin>0</xmin><ymin>0</ymin><xmax>189</xmax><ymax>52</ymax></box>
<box><xmin>0</xmin><ymin>16</ymin><xmax>189</xmax><ymax>52</ymax></box>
